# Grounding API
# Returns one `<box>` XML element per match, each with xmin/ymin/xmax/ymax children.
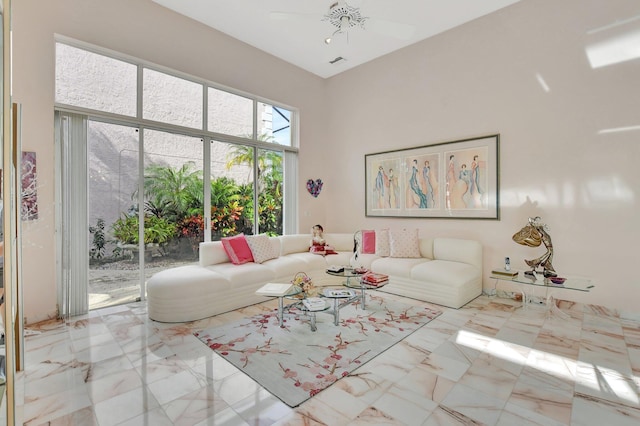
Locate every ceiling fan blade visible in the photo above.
<box><xmin>367</xmin><ymin>18</ymin><xmax>416</xmax><ymax>40</ymax></box>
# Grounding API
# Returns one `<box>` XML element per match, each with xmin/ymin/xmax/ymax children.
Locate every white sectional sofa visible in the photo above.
<box><xmin>146</xmin><ymin>232</ymin><xmax>482</xmax><ymax>323</ymax></box>
<box><xmin>147</xmin><ymin>233</ymin><xmax>355</xmax><ymax>322</ymax></box>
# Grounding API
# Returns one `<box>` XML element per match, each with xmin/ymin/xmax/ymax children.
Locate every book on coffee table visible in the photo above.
<box><xmin>323</xmin><ymin>288</ymin><xmax>356</xmax><ymax>298</ymax></box>
<box><xmin>302</xmin><ymin>297</ymin><xmax>326</xmax><ymax>311</ymax></box>
<box><xmin>255</xmin><ymin>283</ymin><xmax>294</xmax><ymax>296</ymax></box>
<box><xmin>361</xmin><ymin>272</ymin><xmax>389</xmax><ymax>286</ymax></box>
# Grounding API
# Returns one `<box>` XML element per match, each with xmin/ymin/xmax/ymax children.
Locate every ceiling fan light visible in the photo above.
<box><xmin>339</xmin><ymin>15</ymin><xmax>350</xmax><ymax>31</ymax></box>
<box><xmin>324</xmin><ymin>37</ymin><xmax>332</xmax><ymax>45</ymax></box>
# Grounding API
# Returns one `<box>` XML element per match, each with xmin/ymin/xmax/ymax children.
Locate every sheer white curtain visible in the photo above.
<box><xmin>283</xmin><ymin>150</ymin><xmax>298</xmax><ymax>234</ymax></box>
<box><xmin>55</xmin><ymin>111</ymin><xmax>88</xmax><ymax>318</ymax></box>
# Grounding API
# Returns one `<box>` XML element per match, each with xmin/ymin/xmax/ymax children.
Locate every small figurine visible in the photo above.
<box><xmin>309</xmin><ymin>224</ymin><xmax>336</xmax><ymax>255</ymax></box>
<box><xmin>310</xmin><ymin>224</ymin><xmax>326</xmax><ymax>247</ymax></box>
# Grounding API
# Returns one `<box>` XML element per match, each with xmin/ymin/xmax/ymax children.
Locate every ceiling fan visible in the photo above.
<box><xmin>270</xmin><ymin>1</ymin><xmax>415</xmax><ymax>45</ymax></box>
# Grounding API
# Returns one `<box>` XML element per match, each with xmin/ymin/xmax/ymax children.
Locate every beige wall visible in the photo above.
<box><xmin>322</xmin><ymin>0</ymin><xmax>640</xmax><ymax>313</ymax></box>
<box><xmin>11</xmin><ymin>0</ymin><xmax>640</xmax><ymax>322</ymax></box>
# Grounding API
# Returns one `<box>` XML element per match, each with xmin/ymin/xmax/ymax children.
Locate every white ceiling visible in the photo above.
<box><xmin>152</xmin><ymin>0</ymin><xmax>522</xmax><ymax>79</ymax></box>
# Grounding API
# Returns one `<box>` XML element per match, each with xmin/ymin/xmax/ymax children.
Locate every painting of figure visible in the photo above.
<box><xmin>445</xmin><ymin>147</ymin><xmax>488</xmax><ymax>210</ymax></box>
<box><xmin>366</xmin><ymin>134</ymin><xmax>499</xmax><ymax>219</ymax></box>
<box><xmin>372</xmin><ymin>157</ymin><xmax>401</xmax><ymax>209</ymax></box>
<box><xmin>405</xmin><ymin>154</ymin><xmax>439</xmax><ymax>210</ymax></box>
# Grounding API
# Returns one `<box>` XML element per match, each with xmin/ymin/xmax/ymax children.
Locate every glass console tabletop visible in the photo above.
<box><xmin>491</xmin><ymin>271</ymin><xmax>593</xmax><ymax>292</ymax></box>
<box><xmin>490</xmin><ymin>271</ymin><xmax>593</xmax><ymax>317</ymax></box>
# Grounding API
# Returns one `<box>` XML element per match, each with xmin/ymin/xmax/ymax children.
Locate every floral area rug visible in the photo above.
<box><xmin>194</xmin><ymin>293</ymin><xmax>442</xmax><ymax>407</ymax></box>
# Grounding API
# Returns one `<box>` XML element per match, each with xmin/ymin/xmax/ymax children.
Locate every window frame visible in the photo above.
<box><xmin>54</xmin><ymin>35</ymin><xmax>300</xmax><ymax>239</ymax></box>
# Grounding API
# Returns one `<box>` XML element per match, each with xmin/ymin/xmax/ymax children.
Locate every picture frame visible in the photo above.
<box><xmin>365</xmin><ymin>134</ymin><xmax>500</xmax><ymax>219</ymax></box>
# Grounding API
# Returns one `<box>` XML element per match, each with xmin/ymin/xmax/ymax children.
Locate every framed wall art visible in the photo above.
<box><xmin>365</xmin><ymin>134</ymin><xmax>500</xmax><ymax>219</ymax></box>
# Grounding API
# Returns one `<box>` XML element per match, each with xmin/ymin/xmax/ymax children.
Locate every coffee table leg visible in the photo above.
<box><xmin>310</xmin><ymin>312</ymin><xmax>317</xmax><ymax>332</ymax></box>
<box><xmin>360</xmin><ymin>285</ymin><xmax>366</xmax><ymax>309</ymax></box>
<box><xmin>333</xmin><ymin>299</ymin><xmax>340</xmax><ymax>326</ymax></box>
<box><xmin>278</xmin><ymin>296</ymin><xmax>284</xmax><ymax>327</ymax></box>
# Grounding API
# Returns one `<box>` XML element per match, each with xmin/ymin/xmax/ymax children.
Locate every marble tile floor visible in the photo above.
<box><xmin>11</xmin><ymin>294</ymin><xmax>640</xmax><ymax>425</ymax></box>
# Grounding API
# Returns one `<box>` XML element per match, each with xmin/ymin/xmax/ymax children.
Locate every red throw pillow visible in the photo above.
<box><xmin>221</xmin><ymin>234</ymin><xmax>254</xmax><ymax>265</ymax></box>
<box><xmin>361</xmin><ymin>230</ymin><xmax>376</xmax><ymax>254</ymax></box>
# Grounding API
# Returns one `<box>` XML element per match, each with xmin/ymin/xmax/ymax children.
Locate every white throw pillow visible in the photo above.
<box><xmin>375</xmin><ymin>229</ymin><xmax>390</xmax><ymax>257</ymax></box>
<box><xmin>246</xmin><ymin>234</ymin><xmax>278</xmax><ymax>263</ymax></box>
<box><xmin>389</xmin><ymin>228</ymin><xmax>421</xmax><ymax>258</ymax></box>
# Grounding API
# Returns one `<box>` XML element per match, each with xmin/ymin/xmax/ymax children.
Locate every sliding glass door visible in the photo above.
<box><xmin>143</xmin><ymin>130</ymin><xmax>203</xmax><ymax>263</ymax></box>
<box><xmin>87</xmin><ymin>120</ymin><xmax>140</xmax><ymax>309</ymax></box>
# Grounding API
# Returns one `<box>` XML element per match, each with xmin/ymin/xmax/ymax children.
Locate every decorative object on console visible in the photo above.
<box><xmin>306</xmin><ymin>178</ymin><xmax>323</xmax><ymax>197</ymax></box>
<box><xmin>512</xmin><ymin>216</ymin><xmax>557</xmax><ymax>277</ymax></box>
<box><xmin>365</xmin><ymin>134</ymin><xmax>500</xmax><ymax>219</ymax></box>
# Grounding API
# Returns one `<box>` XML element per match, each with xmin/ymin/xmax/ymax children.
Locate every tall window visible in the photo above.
<box><xmin>55</xmin><ymin>39</ymin><xmax>298</xmax><ymax>311</ymax></box>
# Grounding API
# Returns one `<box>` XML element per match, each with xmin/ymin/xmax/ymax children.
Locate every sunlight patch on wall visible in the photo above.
<box><xmin>500</xmin><ymin>176</ymin><xmax>633</xmax><ymax>208</ymax></box>
<box><xmin>535</xmin><ymin>72</ymin><xmax>550</xmax><ymax>93</ymax></box>
<box><xmin>586</xmin><ymin>29</ymin><xmax>640</xmax><ymax>68</ymax></box>
<box><xmin>582</xmin><ymin>176</ymin><xmax>634</xmax><ymax>204</ymax></box>
<box><xmin>598</xmin><ymin>124</ymin><xmax>640</xmax><ymax>135</ymax></box>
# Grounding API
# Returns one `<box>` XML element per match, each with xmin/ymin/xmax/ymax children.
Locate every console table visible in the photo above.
<box><xmin>491</xmin><ymin>271</ymin><xmax>593</xmax><ymax>317</ymax></box>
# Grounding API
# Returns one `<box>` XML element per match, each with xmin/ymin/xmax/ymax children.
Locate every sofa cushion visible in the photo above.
<box><xmin>148</xmin><ymin>265</ymin><xmax>232</xmax><ymax>298</ymax></box>
<box><xmin>221</xmin><ymin>234</ymin><xmax>254</xmax><ymax>265</ymax></box>
<box><xmin>199</xmin><ymin>241</ymin><xmax>230</xmax><ymax>267</ymax></box>
<box><xmin>361</xmin><ymin>230</ymin><xmax>375</xmax><ymax>254</ymax></box>
<box><xmin>324</xmin><ymin>233</ymin><xmax>354</xmax><ymax>252</ymax></box>
<box><xmin>212</xmin><ymin>262</ymin><xmax>275</xmax><ymax>287</ymax></box>
<box><xmin>389</xmin><ymin>228</ymin><xmax>421</xmax><ymax>258</ymax></box>
<box><xmin>246</xmin><ymin>234</ymin><xmax>279</xmax><ymax>264</ymax></box>
<box><xmin>286</xmin><ymin>252</ymin><xmax>330</xmax><ymax>270</ymax></box>
<box><xmin>411</xmin><ymin>260</ymin><xmax>479</xmax><ymax>287</ymax></box>
<box><xmin>419</xmin><ymin>238</ymin><xmax>434</xmax><ymax>259</ymax></box>
<box><xmin>375</xmin><ymin>229</ymin><xmax>390</xmax><ymax>257</ymax></box>
<box><xmin>261</xmin><ymin>255</ymin><xmax>311</xmax><ymax>279</ymax></box>
<box><xmin>433</xmin><ymin>238</ymin><xmax>482</xmax><ymax>269</ymax></box>
<box><xmin>370</xmin><ymin>257</ymin><xmax>430</xmax><ymax>279</ymax></box>
<box><xmin>280</xmin><ymin>234</ymin><xmax>312</xmax><ymax>256</ymax></box>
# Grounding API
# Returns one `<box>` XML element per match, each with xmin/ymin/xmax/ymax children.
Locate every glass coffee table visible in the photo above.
<box><xmin>281</xmin><ymin>289</ymin><xmax>330</xmax><ymax>332</ymax></box>
<box><xmin>344</xmin><ymin>279</ymin><xmax>388</xmax><ymax>309</ymax></box>
<box><xmin>322</xmin><ymin>288</ymin><xmax>359</xmax><ymax>325</ymax></box>
<box><xmin>326</xmin><ymin>268</ymin><xmax>364</xmax><ymax>287</ymax></box>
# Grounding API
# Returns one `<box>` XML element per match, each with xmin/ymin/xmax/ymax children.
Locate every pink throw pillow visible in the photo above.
<box><xmin>221</xmin><ymin>234</ymin><xmax>254</xmax><ymax>265</ymax></box>
<box><xmin>361</xmin><ymin>230</ymin><xmax>376</xmax><ymax>254</ymax></box>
